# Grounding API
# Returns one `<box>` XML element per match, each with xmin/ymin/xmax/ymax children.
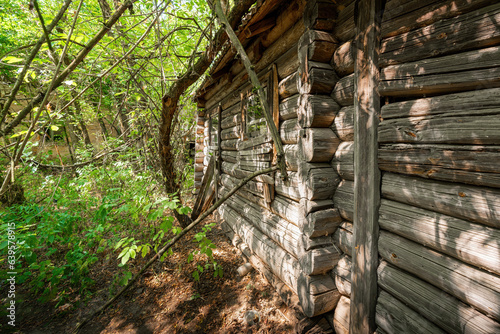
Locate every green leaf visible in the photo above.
<box><xmin>3</xmin><ymin>56</ymin><xmax>23</xmax><ymax>64</ymax></box>
<box><xmin>121</xmin><ymin>252</ymin><xmax>130</xmax><ymax>265</ymax></box>
<box><xmin>50</xmin><ymin>125</ymin><xmax>60</xmax><ymax>131</ymax></box>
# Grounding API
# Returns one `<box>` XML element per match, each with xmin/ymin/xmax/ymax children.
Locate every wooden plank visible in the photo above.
<box><xmin>382</xmin><ymin>173</ymin><xmax>500</xmax><ymax>228</ymax></box>
<box><xmin>298</xmin><ymin>29</ymin><xmax>338</xmax><ymax>63</ymax></box>
<box><xmin>191</xmin><ymin>155</ymin><xmax>215</xmax><ymax>220</ymax></box>
<box><xmin>379</xmin><ymin>231</ymin><xmax>500</xmax><ymax>321</ymax></box>
<box><xmin>376</xmin><ymin>290</ymin><xmax>446</xmax><ymax>334</ymax></box>
<box><xmin>378</xmin><ymin>261</ymin><xmax>500</xmax><ymax>334</ymax></box>
<box><xmin>237</xmin><ymin>133</ymin><xmax>272</xmax><ymax>150</ymax></box>
<box><xmin>351</xmin><ymin>1</ymin><xmax>384</xmax><ymax>332</ymax></box>
<box><xmin>379</xmin><ymin>199</ymin><xmax>500</xmax><ymax>276</ymax></box>
<box><xmin>380</xmin><ymin>46</ymin><xmax>500</xmax><ymax>97</ymax></box>
<box><xmin>220</xmin><ymin>138</ymin><xmax>238</xmax><ymax>151</ymax></box>
<box><xmin>378</xmin><ymin>144</ymin><xmax>500</xmax><ymax>188</ymax></box>
<box><xmin>380</xmin><ymin>3</ymin><xmax>500</xmax><ymax>67</ymax></box>
<box><xmin>239</xmin><ymin>143</ymin><xmax>273</xmax><ymax>155</ymax></box>
<box><xmin>221</xmin><ymin>161</ymin><xmax>274</xmax><ymax>184</ymax></box>
<box><xmin>298</xmin><ymin>94</ymin><xmax>339</xmax><ymax>128</ymax></box>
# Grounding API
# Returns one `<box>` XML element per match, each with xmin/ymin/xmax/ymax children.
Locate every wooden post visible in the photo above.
<box><xmin>350</xmin><ymin>0</ymin><xmax>385</xmax><ymax>333</ymax></box>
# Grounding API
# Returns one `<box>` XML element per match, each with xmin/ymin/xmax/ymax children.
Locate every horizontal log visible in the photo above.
<box><xmin>379</xmin><ymin>230</ymin><xmax>500</xmax><ymax>321</ymax></box>
<box><xmin>271</xmin><ymin>194</ymin><xmax>304</xmax><ymax>226</ymax></box>
<box><xmin>194</xmin><ymin>163</ymin><xmax>204</xmax><ymax>172</ymax></box>
<box><xmin>299</xmin><ymin>287</ymin><xmax>340</xmax><ymax>318</ymax></box>
<box><xmin>298</xmin><ymin>271</ymin><xmax>337</xmax><ymax>296</ymax></box>
<box><xmin>333</xmin><ymin>0</ymin><xmax>355</xmax><ymax>42</ymax></box>
<box><xmin>333</xmin><ymin>254</ymin><xmax>352</xmax><ymax>292</ymax></box>
<box><xmin>331</xmin><ymin>74</ymin><xmax>354</xmax><ymax>106</ymax></box>
<box><xmin>299</xmin><ymin>30</ymin><xmax>338</xmax><ymax>64</ymax></box>
<box><xmin>379</xmin><ymin>144</ymin><xmax>500</xmax><ymax>188</ymax></box>
<box><xmin>335</xmin><ymin>274</ymin><xmax>351</xmax><ymax>298</ymax></box>
<box><xmin>239</xmin><ymin>142</ymin><xmax>273</xmax><ymax>155</ymax></box>
<box><xmin>278</xmin><ymin>71</ymin><xmax>299</xmax><ymax>99</ymax></box>
<box><xmin>381</xmin><ymin>87</ymin><xmax>500</xmax><ymax>119</ymax></box>
<box><xmin>303</xmin><ymin>208</ymin><xmax>342</xmax><ymax>238</ymax></box>
<box><xmin>300</xmin><ymin>198</ymin><xmax>335</xmax><ymax>217</ymax></box>
<box><xmin>380</xmin><ymin>3</ymin><xmax>500</xmax><ymax>67</ymax></box>
<box><xmin>333</xmin><ymin>180</ymin><xmax>354</xmax><ymax>221</ymax></box>
<box><xmin>379</xmin><ymin>199</ymin><xmax>500</xmax><ymax>275</ymax></box>
<box><xmin>274</xmin><ymin>42</ymin><xmax>300</xmax><ymax>81</ymax></box>
<box><xmin>300</xmin><ymin>234</ymin><xmax>333</xmax><ymax>252</ymax></box>
<box><xmin>331</xmin><ymin>106</ymin><xmax>353</xmax><ymax>141</ymax></box>
<box><xmin>221</xmin><ymin>113</ymin><xmax>241</xmax><ymax>130</ymax></box>
<box><xmin>238</xmin><ymin>152</ymin><xmax>272</xmax><ymax>162</ymax></box>
<box><xmin>298</xmin><ymin>94</ymin><xmax>339</xmax><ymax>128</ymax></box>
<box><xmin>237</xmin><ymin>134</ymin><xmax>272</xmax><ymax>150</ymax></box>
<box><xmin>380</xmin><ymin>46</ymin><xmax>500</xmax><ymax>97</ymax></box>
<box><xmin>376</xmin><ymin>290</ymin><xmax>446</xmax><ymax>334</ymax></box>
<box><xmin>280</xmin><ymin>118</ymin><xmax>300</xmax><ymax>144</ymax></box>
<box><xmin>303</xmin><ymin>0</ymin><xmax>338</xmax><ymax>31</ymax></box>
<box><xmin>379</xmin><ymin>113</ymin><xmax>500</xmax><ymax>145</ymax></box>
<box><xmin>279</xmin><ymin>94</ymin><xmax>299</xmax><ymax>121</ymax></box>
<box><xmin>221</xmin><ymin>101</ymin><xmax>241</xmax><ymax>119</ymax></box>
<box><xmin>332</xmin><ymin>141</ymin><xmax>353</xmax><ymax>181</ymax></box>
<box><xmin>332</xmin><ymin>40</ymin><xmax>354</xmax><ymax>76</ymax></box>
<box><xmin>275</xmin><ymin>171</ymin><xmax>301</xmax><ymax>202</ymax></box>
<box><xmin>299</xmin><ymin>246</ymin><xmax>341</xmax><ymax>275</ymax></box>
<box><xmin>194</xmin><ymin>171</ymin><xmax>204</xmax><ymax>180</ymax></box>
<box><xmin>261</xmin><ymin>0</ymin><xmax>305</xmax><ymax>48</ymax></box>
<box><xmin>298</xmin><ymin>162</ymin><xmax>340</xmax><ymax>200</ymax></box>
<box><xmin>298</xmin><ymin>61</ymin><xmax>338</xmax><ymax>95</ymax></box>
<box><xmin>332</xmin><ymin>296</ymin><xmax>350</xmax><ymax>334</ymax></box>
<box><xmin>220</xmin><ymin>138</ymin><xmax>238</xmax><ymax>151</ymax></box>
<box><xmin>378</xmin><ymin>261</ymin><xmax>500</xmax><ymax>334</ymax></box>
<box><xmin>382</xmin><ymin>173</ymin><xmax>500</xmax><ymax>228</ymax></box>
<box><xmin>332</xmin><ymin>222</ymin><xmax>353</xmax><ymax>256</ymax></box>
<box><xmin>238</xmin><ymin>160</ymin><xmax>271</xmax><ymax>172</ymax></box>
<box><xmin>221</xmin><ymin>126</ymin><xmax>241</xmax><ymax>140</ymax></box>
<box><xmin>221</xmin><ymin>151</ymin><xmax>238</xmax><ymax>163</ymax></box>
<box><xmin>300</xmin><ymin>128</ymin><xmax>340</xmax><ymax>162</ymax></box>
<box><xmin>284</xmin><ymin>144</ymin><xmax>301</xmax><ymax>171</ymax></box>
<box><xmin>221</xmin><ymin>161</ymin><xmax>274</xmax><ymax>184</ymax></box>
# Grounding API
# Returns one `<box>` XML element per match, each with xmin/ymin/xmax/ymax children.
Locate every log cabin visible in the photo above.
<box><xmin>194</xmin><ymin>0</ymin><xmax>500</xmax><ymax>332</ymax></box>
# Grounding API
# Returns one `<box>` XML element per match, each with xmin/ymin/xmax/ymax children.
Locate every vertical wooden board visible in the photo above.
<box><xmin>351</xmin><ymin>0</ymin><xmax>385</xmax><ymax>333</ymax></box>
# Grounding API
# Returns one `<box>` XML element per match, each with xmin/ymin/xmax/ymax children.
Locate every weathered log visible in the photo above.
<box><xmin>284</xmin><ymin>144</ymin><xmax>301</xmax><ymax>171</ymax></box>
<box><xmin>237</xmin><ymin>134</ymin><xmax>272</xmax><ymax>150</ymax></box>
<box><xmin>221</xmin><ymin>125</ymin><xmax>241</xmax><ymax>140</ymax></box>
<box><xmin>379</xmin><ymin>113</ymin><xmax>500</xmax><ymax>145</ymax></box>
<box><xmin>194</xmin><ymin>163</ymin><xmax>204</xmax><ymax>172</ymax></box>
<box><xmin>300</xmin><ymin>128</ymin><xmax>340</xmax><ymax>162</ymax></box>
<box><xmin>298</xmin><ymin>162</ymin><xmax>340</xmax><ymax>200</ymax></box>
<box><xmin>271</xmin><ymin>194</ymin><xmax>304</xmax><ymax>226</ymax></box>
<box><xmin>239</xmin><ymin>142</ymin><xmax>274</xmax><ymax>155</ymax></box>
<box><xmin>303</xmin><ymin>208</ymin><xmax>342</xmax><ymax>238</ymax></box>
<box><xmin>280</xmin><ymin>118</ymin><xmax>300</xmax><ymax>144</ymax></box>
<box><xmin>220</xmin><ymin>138</ymin><xmax>238</xmax><ymax>151</ymax></box>
<box><xmin>380</xmin><ymin>3</ymin><xmax>500</xmax><ymax>67</ymax></box>
<box><xmin>380</xmin><ymin>46</ymin><xmax>500</xmax><ymax>97</ymax></box>
<box><xmin>221</xmin><ymin>161</ymin><xmax>274</xmax><ymax>184</ymax></box>
<box><xmin>261</xmin><ymin>0</ymin><xmax>306</xmax><ymax>48</ymax></box>
<box><xmin>299</xmin><ymin>246</ymin><xmax>341</xmax><ymax>275</ymax></box>
<box><xmin>300</xmin><ymin>234</ymin><xmax>333</xmax><ymax>252</ymax></box>
<box><xmin>331</xmin><ymin>106</ymin><xmax>353</xmax><ymax>141</ymax></box>
<box><xmin>298</xmin><ymin>61</ymin><xmax>338</xmax><ymax>95</ymax></box>
<box><xmin>376</xmin><ymin>290</ymin><xmax>446</xmax><ymax>334</ymax></box>
<box><xmin>238</xmin><ymin>152</ymin><xmax>272</xmax><ymax>163</ymax></box>
<box><xmin>194</xmin><ymin>171</ymin><xmax>204</xmax><ymax>180</ymax></box>
<box><xmin>298</xmin><ymin>278</ymin><xmax>340</xmax><ymax>317</ymax></box>
<box><xmin>298</xmin><ymin>94</ymin><xmax>338</xmax><ymax>128</ymax></box>
<box><xmin>300</xmin><ymin>198</ymin><xmax>335</xmax><ymax>217</ymax></box>
<box><xmin>333</xmin><ymin>180</ymin><xmax>354</xmax><ymax>221</ymax></box>
<box><xmin>381</xmin><ymin>87</ymin><xmax>500</xmax><ymax>120</ymax></box>
<box><xmin>225</xmin><ymin>194</ymin><xmax>303</xmax><ymax>258</ymax></box>
<box><xmin>378</xmin><ymin>261</ymin><xmax>500</xmax><ymax>334</ymax></box>
<box><xmin>332</xmin><ymin>40</ymin><xmax>354</xmax><ymax>76</ymax></box>
<box><xmin>221</xmin><ymin>151</ymin><xmax>238</xmax><ymax>163</ymax></box>
<box><xmin>299</xmin><ymin>29</ymin><xmax>338</xmax><ymax>63</ymax></box>
<box><xmin>379</xmin><ymin>144</ymin><xmax>500</xmax><ymax>188</ymax></box>
<box><xmin>382</xmin><ymin>173</ymin><xmax>500</xmax><ymax>228</ymax></box>
<box><xmin>333</xmin><ymin>254</ymin><xmax>352</xmax><ymax>296</ymax></box>
<box><xmin>303</xmin><ymin>0</ymin><xmax>338</xmax><ymax>31</ymax></box>
<box><xmin>332</xmin><ymin>141</ymin><xmax>353</xmax><ymax>181</ymax></box>
<box><xmin>279</xmin><ymin>94</ymin><xmax>300</xmax><ymax>120</ymax></box>
<box><xmin>379</xmin><ymin>231</ymin><xmax>500</xmax><ymax>321</ymax></box>
<box><xmin>331</xmin><ymin>74</ymin><xmax>354</xmax><ymax>106</ymax></box>
<box><xmin>379</xmin><ymin>199</ymin><xmax>500</xmax><ymax>275</ymax></box>
<box><xmin>332</xmin><ymin>296</ymin><xmax>350</xmax><ymax>334</ymax></box>
<box><xmin>278</xmin><ymin>71</ymin><xmax>299</xmax><ymax>99</ymax></box>
<box><xmin>239</xmin><ymin>160</ymin><xmax>271</xmax><ymax>172</ymax></box>
<box><xmin>221</xmin><ymin>113</ymin><xmax>241</xmax><ymax>130</ymax></box>
<box><xmin>298</xmin><ymin>271</ymin><xmax>337</xmax><ymax>296</ymax></box>
<box><xmin>332</xmin><ymin>222</ymin><xmax>353</xmax><ymax>256</ymax></box>
<box><xmin>275</xmin><ymin>171</ymin><xmax>301</xmax><ymax>202</ymax></box>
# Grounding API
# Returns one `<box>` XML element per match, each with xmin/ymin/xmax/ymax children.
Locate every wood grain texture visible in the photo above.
<box><xmin>332</xmin><ymin>222</ymin><xmax>353</xmax><ymax>256</ymax></box>
<box><xmin>333</xmin><ymin>180</ymin><xmax>354</xmax><ymax>222</ymax></box>
<box><xmin>382</xmin><ymin>173</ymin><xmax>500</xmax><ymax>228</ymax></box>
<box><xmin>279</xmin><ymin>94</ymin><xmax>299</xmax><ymax>121</ymax></box>
<box><xmin>298</xmin><ymin>94</ymin><xmax>339</xmax><ymax>128</ymax></box>
<box><xmin>378</xmin><ymin>261</ymin><xmax>500</xmax><ymax>334</ymax></box>
<box><xmin>332</xmin><ymin>141</ymin><xmax>354</xmax><ymax>181</ymax></box>
<box><xmin>299</xmin><ymin>128</ymin><xmax>340</xmax><ymax>162</ymax></box>
<box><xmin>331</xmin><ymin>73</ymin><xmax>354</xmax><ymax>106</ymax></box>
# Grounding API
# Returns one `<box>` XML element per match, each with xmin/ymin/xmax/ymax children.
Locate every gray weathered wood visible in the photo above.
<box><xmin>331</xmin><ymin>73</ymin><xmax>354</xmax><ymax>106</ymax></box>
<box><xmin>378</xmin><ymin>144</ymin><xmax>500</xmax><ymax>188</ymax></box>
<box><xmin>376</xmin><ymin>290</ymin><xmax>447</xmax><ymax>334</ymax></box>
<box><xmin>332</xmin><ymin>40</ymin><xmax>354</xmax><ymax>76</ymax></box>
<box><xmin>220</xmin><ymin>138</ymin><xmax>238</xmax><ymax>151</ymax></box>
<box><xmin>382</xmin><ymin>173</ymin><xmax>500</xmax><ymax>228</ymax></box>
<box><xmin>270</xmin><ymin>194</ymin><xmax>304</xmax><ymax>226</ymax></box>
<box><xmin>221</xmin><ymin>113</ymin><xmax>241</xmax><ymax>130</ymax></box>
<box><xmin>379</xmin><ymin>231</ymin><xmax>500</xmax><ymax>321</ymax></box>
<box><xmin>379</xmin><ymin>199</ymin><xmax>500</xmax><ymax>275</ymax></box>
<box><xmin>332</xmin><ymin>222</ymin><xmax>353</xmax><ymax>256</ymax></box>
<box><xmin>278</xmin><ymin>71</ymin><xmax>299</xmax><ymax>99</ymax></box>
<box><xmin>331</xmin><ymin>106</ymin><xmax>354</xmax><ymax>141</ymax></box>
<box><xmin>280</xmin><ymin>118</ymin><xmax>300</xmax><ymax>144</ymax></box>
<box><xmin>299</xmin><ymin>246</ymin><xmax>341</xmax><ymax>275</ymax></box>
<box><xmin>332</xmin><ymin>141</ymin><xmax>354</xmax><ymax>181</ymax></box>
<box><xmin>298</xmin><ymin>62</ymin><xmax>339</xmax><ymax>95</ymax></box>
<box><xmin>274</xmin><ymin>171</ymin><xmax>301</xmax><ymax>202</ymax></box>
<box><xmin>333</xmin><ymin>180</ymin><xmax>354</xmax><ymax>221</ymax></box>
<box><xmin>221</xmin><ymin>125</ymin><xmax>241</xmax><ymax>140</ymax></box>
<box><xmin>298</xmin><ymin>94</ymin><xmax>339</xmax><ymax>128</ymax></box>
<box><xmin>333</xmin><ymin>296</ymin><xmax>350</xmax><ymax>334</ymax></box>
<box><xmin>283</xmin><ymin>144</ymin><xmax>301</xmax><ymax>171</ymax></box>
<box><xmin>237</xmin><ymin>134</ymin><xmax>272</xmax><ymax>150</ymax></box>
<box><xmin>239</xmin><ymin>143</ymin><xmax>273</xmax><ymax>155</ymax></box>
<box><xmin>299</xmin><ymin>128</ymin><xmax>340</xmax><ymax>162</ymax></box>
<box><xmin>298</xmin><ymin>162</ymin><xmax>340</xmax><ymax>200</ymax></box>
<box><xmin>378</xmin><ymin>261</ymin><xmax>500</xmax><ymax>334</ymax></box>
<box><xmin>221</xmin><ymin>161</ymin><xmax>274</xmax><ymax>184</ymax></box>
<box><xmin>279</xmin><ymin>94</ymin><xmax>299</xmax><ymax>121</ymax></box>
<box><xmin>303</xmin><ymin>208</ymin><xmax>342</xmax><ymax>238</ymax></box>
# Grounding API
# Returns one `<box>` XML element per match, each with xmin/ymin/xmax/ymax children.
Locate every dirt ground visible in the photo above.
<box><xmin>2</xmin><ymin>220</ymin><xmax>298</xmax><ymax>333</ymax></box>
